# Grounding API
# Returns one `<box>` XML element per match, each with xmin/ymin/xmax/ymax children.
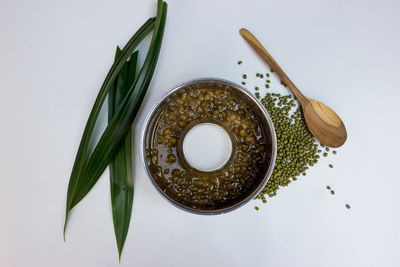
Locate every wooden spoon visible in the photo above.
<box><xmin>240</xmin><ymin>28</ymin><xmax>347</xmax><ymax>148</ymax></box>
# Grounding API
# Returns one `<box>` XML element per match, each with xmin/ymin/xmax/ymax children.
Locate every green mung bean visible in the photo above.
<box><xmin>236</xmin><ymin>69</ymin><xmax>337</xmax><ymax>205</ymax></box>
<box><xmin>256</xmin><ymin>91</ymin><xmax>325</xmax><ymax>200</ymax></box>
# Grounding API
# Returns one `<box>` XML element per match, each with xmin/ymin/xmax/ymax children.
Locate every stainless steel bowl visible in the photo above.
<box><xmin>141</xmin><ymin>78</ymin><xmax>277</xmax><ymax>214</ymax></box>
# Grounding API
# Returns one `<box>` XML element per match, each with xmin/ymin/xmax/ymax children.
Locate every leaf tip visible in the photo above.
<box><xmin>117</xmin><ymin>245</ymin><xmax>123</xmax><ymax>263</ymax></box>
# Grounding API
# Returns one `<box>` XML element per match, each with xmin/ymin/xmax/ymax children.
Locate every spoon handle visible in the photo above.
<box><xmin>239</xmin><ymin>28</ymin><xmax>308</xmax><ymax>105</ymax></box>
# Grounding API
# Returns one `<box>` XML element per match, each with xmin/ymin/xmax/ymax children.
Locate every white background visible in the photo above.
<box><xmin>1</xmin><ymin>0</ymin><xmax>399</xmax><ymax>266</ymax></box>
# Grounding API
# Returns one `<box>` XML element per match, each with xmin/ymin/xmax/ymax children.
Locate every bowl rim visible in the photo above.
<box><xmin>140</xmin><ymin>77</ymin><xmax>277</xmax><ymax>215</ymax></box>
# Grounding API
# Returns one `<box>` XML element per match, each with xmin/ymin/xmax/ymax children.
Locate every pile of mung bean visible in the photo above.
<box><xmin>256</xmin><ymin>92</ymin><xmax>321</xmax><ymax>203</ymax></box>
<box><xmin>237</xmin><ymin>60</ymin><xmax>346</xmax><ymax>206</ymax></box>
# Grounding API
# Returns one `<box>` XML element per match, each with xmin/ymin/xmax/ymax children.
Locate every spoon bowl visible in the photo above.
<box><xmin>302</xmin><ymin>98</ymin><xmax>347</xmax><ymax>147</ymax></box>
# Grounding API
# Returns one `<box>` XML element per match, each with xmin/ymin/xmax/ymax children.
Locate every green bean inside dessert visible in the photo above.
<box><xmin>146</xmin><ymin>86</ymin><xmax>271</xmax><ymax>210</ymax></box>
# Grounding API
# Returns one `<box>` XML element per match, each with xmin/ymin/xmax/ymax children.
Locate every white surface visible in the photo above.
<box><xmin>1</xmin><ymin>0</ymin><xmax>400</xmax><ymax>266</ymax></box>
<box><xmin>183</xmin><ymin>123</ymin><xmax>232</xmax><ymax>172</ymax></box>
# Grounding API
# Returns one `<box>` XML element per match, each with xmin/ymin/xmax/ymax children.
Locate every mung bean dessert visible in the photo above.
<box><xmin>145</xmin><ymin>84</ymin><xmax>272</xmax><ymax>210</ymax></box>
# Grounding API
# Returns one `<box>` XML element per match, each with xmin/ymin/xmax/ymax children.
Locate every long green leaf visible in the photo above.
<box><xmin>69</xmin><ymin>0</ymin><xmax>167</xmax><ymax>209</ymax></box>
<box><xmin>65</xmin><ymin>18</ymin><xmax>156</xmax><ymax>236</ymax></box>
<box><xmin>108</xmin><ymin>48</ymin><xmax>138</xmax><ymax>260</ymax></box>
